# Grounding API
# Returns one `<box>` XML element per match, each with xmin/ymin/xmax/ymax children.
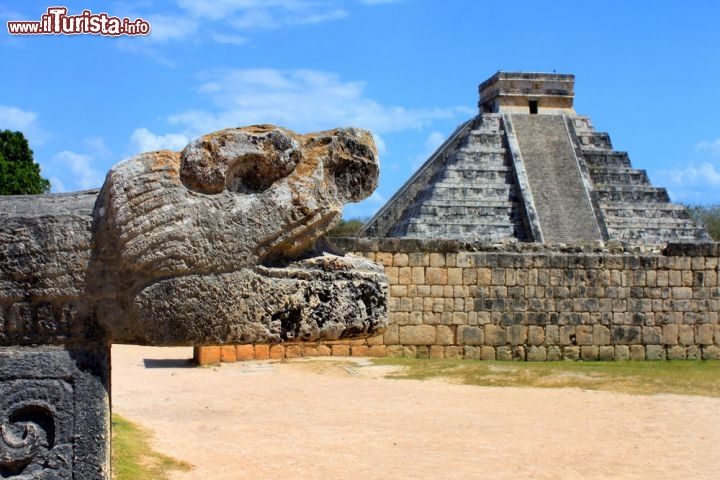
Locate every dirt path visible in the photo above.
<box><xmin>111</xmin><ymin>345</ymin><xmax>720</xmax><ymax>479</ymax></box>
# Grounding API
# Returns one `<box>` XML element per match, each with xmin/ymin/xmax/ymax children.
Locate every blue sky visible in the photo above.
<box><xmin>2</xmin><ymin>0</ymin><xmax>720</xmax><ymax>218</ymax></box>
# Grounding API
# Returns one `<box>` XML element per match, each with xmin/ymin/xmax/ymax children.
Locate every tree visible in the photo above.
<box><xmin>0</xmin><ymin>130</ymin><xmax>50</xmax><ymax>195</ymax></box>
<box><xmin>687</xmin><ymin>205</ymin><xmax>720</xmax><ymax>241</ymax></box>
<box><xmin>327</xmin><ymin>218</ymin><xmax>367</xmax><ymax>237</ymax></box>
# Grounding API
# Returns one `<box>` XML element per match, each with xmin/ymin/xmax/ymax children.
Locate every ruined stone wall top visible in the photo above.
<box><xmin>479</xmin><ymin>72</ymin><xmax>575</xmax><ymax>114</ymax></box>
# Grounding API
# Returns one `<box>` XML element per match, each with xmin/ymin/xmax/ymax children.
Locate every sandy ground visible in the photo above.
<box><xmin>111</xmin><ymin>345</ymin><xmax>720</xmax><ymax>480</ymax></box>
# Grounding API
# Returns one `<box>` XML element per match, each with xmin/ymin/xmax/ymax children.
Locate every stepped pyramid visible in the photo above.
<box><xmin>360</xmin><ymin>72</ymin><xmax>710</xmax><ymax>245</ymax></box>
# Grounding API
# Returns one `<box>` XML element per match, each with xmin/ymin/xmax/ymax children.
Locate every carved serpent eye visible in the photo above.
<box><xmin>180</xmin><ymin>127</ymin><xmax>301</xmax><ymax>195</ymax></box>
<box><xmin>225</xmin><ymin>150</ymin><xmax>300</xmax><ymax>194</ymax></box>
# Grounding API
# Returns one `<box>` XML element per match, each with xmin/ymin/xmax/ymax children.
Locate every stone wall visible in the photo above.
<box><xmin>197</xmin><ymin>238</ymin><xmax>720</xmax><ymax>363</ymax></box>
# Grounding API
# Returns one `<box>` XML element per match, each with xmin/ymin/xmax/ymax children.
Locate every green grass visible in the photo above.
<box><xmin>112</xmin><ymin>414</ymin><xmax>192</xmax><ymax>480</ymax></box>
<box><xmin>372</xmin><ymin>358</ymin><xmax>720</xmax><ymax>397</ymax></box>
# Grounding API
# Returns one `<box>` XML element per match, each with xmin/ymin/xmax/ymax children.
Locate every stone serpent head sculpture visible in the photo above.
<box><xmin>0</xmin><ymin>125</ymin><xmax>388</xmax><ymax>347</ymax></box>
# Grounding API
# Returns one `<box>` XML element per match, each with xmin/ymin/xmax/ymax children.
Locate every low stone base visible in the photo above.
<box><xmin>195</xmin><ymin>342</ymin><xmax>720</xmax><ymax>364</ymax></box>
<box><xmin>0</xmin><ymin>345</ymin><xmax>110</xmax><ymax>479</ymax></box>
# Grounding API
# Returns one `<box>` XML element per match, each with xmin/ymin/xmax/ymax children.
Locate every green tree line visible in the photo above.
<box><xmin>0</xmin><ymin>130</ymin><xmax>50</xmax><ymax>195</ymax></box>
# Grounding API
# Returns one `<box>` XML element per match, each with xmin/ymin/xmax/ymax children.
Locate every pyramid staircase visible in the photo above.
<box><xmin>386</xmin><ymin>114</ymin><xmax>527</xmax><ymax>242</ymax></box>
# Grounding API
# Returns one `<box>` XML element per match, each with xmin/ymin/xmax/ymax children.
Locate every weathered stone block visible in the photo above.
<box><xmin>194</xmin><ymin>346</ymin><xmax>221</xmax><ymax>365</ymax></box>
<box><xmin>218</xmin><ymin>345</ymin><xmax>235</xmax><ymax>362</ymax></box>
<box><xmin>464</xmin><ymin>346</ymin><xmax>481</xmax><ymax>360</ymax></box>
<box><xmin>563</xmin><ymin>346</ymin><xmax>580</xmax><ymax>361</ymax></box>
<box><xmin>527</xmin><ymin>346</ymin><xmax>547</xmax><ymax>362</ymax></box>
<box><xmin>662</xmin><ymin>325</ymin><xmax>678</xmax><ymax>345</ymax></box>
<box><xmin>399</xmin><ymin>325</ymin><xmax>436</xmax><ymax>345</ymax></box>
<box><xmin>667</xmin><ymin>345</ymin><xmax>687</xmax><ymax>360</ymax></box>
<box><xmin>598</xmin><ymin>346</ymin><xmax>615</xmax><ymax>361</ymax></box>
<box><xmin>484</xmin><ymin>325</ymin><xmax>506</xmax><ymax>346</ymax></box>
<box><xmin>254</xmin><ymin>344</ymin><xmax>270</xmax><ymax>360</ymax></box>
<box><xmin>645</xmin><ymin>345</ymin><xmax>666</xmax><ymax>360</ymax></box>
<box><xmin>285</xmin><ymin>345</ymin><xmax>303</xmax><ymax>358</ymax></box>
<box><xmin>642</xmin><ymin>327</ymin><xmax>662</xmax><ymax>345</ymax></box>
<box><xmin>507</xmin><ymin>325</ymin><xmax>527</xmax><ymax>346</ymax></box>
<box><xmin>331</xmin><ymin>345</ymin><xmax>350</xmax><ymax>357</ymax></box>
<box><xmin>702</xmin><ymin>345</ymin><xmax>720</xmax><ymax>360</ymax></box>
<box><xmin>496</xmin><ymin>346</ymin><xmax>513</xmax><ymax>361</ymax></box>
<box><xmin>593</xmin><ymin>325</ymin><xmax>611</xmax><ymax>345</ymax></box>
<box><xmin>351</xmin><ymin>345</ymin><xmax>369</xmax><ymax>357</ymax></box>
<box><xmin>481</xmin><ymin>346</ymin><xmax>497</xmax><ymax>360</ymax></box>
<box><xmin>687</xmin><ymin>345</ymin><xmax>702</xmax><ymax>360</ymax></box>
<box><xmin>457</xmin><ymin>325</ymin><xmax>484</xmax><ymax>346</ymax></box>
<box><xmin>436</xmin><ymin>325</ymin><xmax>454</xmax><ymax>345</ymax></box>
<box><xmin>528</xmin><ymin>326</ymin><xmax>545</xmax><ymax>346</ymax></box>
<box><xmin>629</xmin><ymin>345</ymin><xmax>646</xmax><ymax>361</ymax></box>
<box><xmin>425</xmin><ymin>267</ymin><xmax>446</xmax><ymax>285</ymax></box>
<box><xmin>547</xmin><ymin>346</ymin><xmax>562</xmax><ymax>361</ymax></box>
<box><xmin>580</xmin><ymin>345</ymin><xmax>599</xmax><ymax>361</ymax></box>
<box><xmin>235</xmin><ymin>344</ymin><xmax>255</xmax><ymax>361</ymax></box>
<box><xmin>429</xmin><ymin>346</ymin><xmax>445</xmax><ymax>359</ymax></box>
<box><xmin>678</xmin><ymin>325</ymin><xmax>695</xmax><ymax>346</ymax></box>
<box><xmin>576</xmin><ymin>325</ymin><xmax>593</xmax><ymax>346</ymax></box>
<box><xmin>316</xmin><ymin>345</ymin><xmax>332</xmax><ymax>357</ymax></box>
<box><xmin>697</xmin><ymin>324</ymin><xmax>714</xmax><ymax>345</ymax></box>
<box><xmin>614</xmin><ymin>345</ymin><xmax>630</xmax><ymax>361</ymax></box>
<box><xmin>269</xmin><ymin>345</ymin><xmax>286</xmax><ymax>359</ymax></box>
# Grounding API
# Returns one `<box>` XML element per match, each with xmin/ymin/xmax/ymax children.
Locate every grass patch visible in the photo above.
<box><xmin>372</xmin><ymin>358</ymin><xmax>720</xmax><ymax>397</ymax></box>
<box><xmin>112</xmin><ymin>413</ymin><xmax>192</xmax><ymax>480</ymax></box>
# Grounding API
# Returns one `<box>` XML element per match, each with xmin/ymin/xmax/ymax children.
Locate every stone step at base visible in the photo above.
<box><xmin>604</xmin><ymin>217</ymin><xmax>702</xmax><ymax>227</ymax></box>
<box><xmin>601</xmin><ymin>203</ymin><xmax>693</xmax><ymax>220</ymax></box>
<box><xmin>606</xmin><ymin>227</ymin><xmax>711</xmax><ymax>244</ymax></box>
<box><xmin>405</xmin><ymin>222</ymin><xmax>516</xmax><ymax>239</ymax></box>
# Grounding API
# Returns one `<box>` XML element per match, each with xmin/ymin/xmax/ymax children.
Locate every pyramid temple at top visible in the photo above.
<box><xmin>360</xmin><ymin>72</ymin><xmax>710</xmax><ymax>245</ymax></box>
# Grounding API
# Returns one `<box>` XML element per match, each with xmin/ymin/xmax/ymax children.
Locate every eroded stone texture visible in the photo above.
<box><xmin>0</xmin><ymin>125</ymin><xmax>387</xmax><ymax>346</ymax></box>
<box><xmin>91</xmin><ymin>125</ymin><xmax>386</xmax><ymax>345</ymax></box>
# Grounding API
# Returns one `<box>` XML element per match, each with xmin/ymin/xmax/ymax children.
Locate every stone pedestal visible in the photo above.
<box><xmin>0</xmin><ymin>345</ymin><xmax>110</xmax><ymax>479</ymax></box>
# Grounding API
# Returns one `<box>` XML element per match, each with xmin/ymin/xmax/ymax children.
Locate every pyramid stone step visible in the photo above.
<box><xmin>595</xmin><ymin>186</ymin><xmax>670</xmax><ymax>203</ymax></box>
<box><xmin>577</xmin><ymin>132</ymin><xmax>613</xmax><ymax>150</ymax></box>
<box><xmin>582</xmin><ymin>151</ymin><xmax>631</xmax><ymax>168</ymax></box>
<box><xmin>590</xmin><ymin>169</ymin><xmax>650</xmax><ymax>185</ymax></box>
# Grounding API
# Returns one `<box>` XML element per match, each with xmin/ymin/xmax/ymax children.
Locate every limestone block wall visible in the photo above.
<box><xmin>197</xmin><ymin>239</ymin><xmax>720</xmax><ymax>363</ymax></box>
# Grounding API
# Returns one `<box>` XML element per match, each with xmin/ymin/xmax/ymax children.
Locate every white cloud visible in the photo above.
<box><xmin>130</xmin><ymin>128</ymin><xmax>189</xmax><ymax>153</ymax></box>
<box><xmin>424</xmin><ymin>131</ymin><xmax>446</xmax><ymax>151</ymax></box>
<box><xmin>210</xmin><ymin>33</ymin><xmax>248</xmax><ymax>45</ymax></box>
<box><xmin>45</xmin><ymin>151</ymin><xmax>106</xmax><ymax>192</ymax></box>
<box><xmin>144</xmin><ymin>14</ymin><xmax>198</xmax><ymax>42</ymax></box>
<box><xmin>0</xmin><ymin>105</ymin><xmax>48</xmax><ymax>145</ymax></box>
<box><xmin>407</xmin><ymin>130</ymin><xmax>451</xmax><ymax>169</ymax></box>
<box><xmin>168</xmin><ymin>68</ymin><xmax>471</xmax><ymax>136</ymax></box>
<box><xmin>696</xmin><ymin>137</ymin><xmax>720</xmax><ymax>155</ymax></box>
<box><xmin>0</xmin><ymin>105</ymin><xmax>37</xmax><ymax>131</ymax></box>
<box><xmin>656</xmin><ymin>161</ymin><xmax>720</xmax><ymax>204</ymax></box>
